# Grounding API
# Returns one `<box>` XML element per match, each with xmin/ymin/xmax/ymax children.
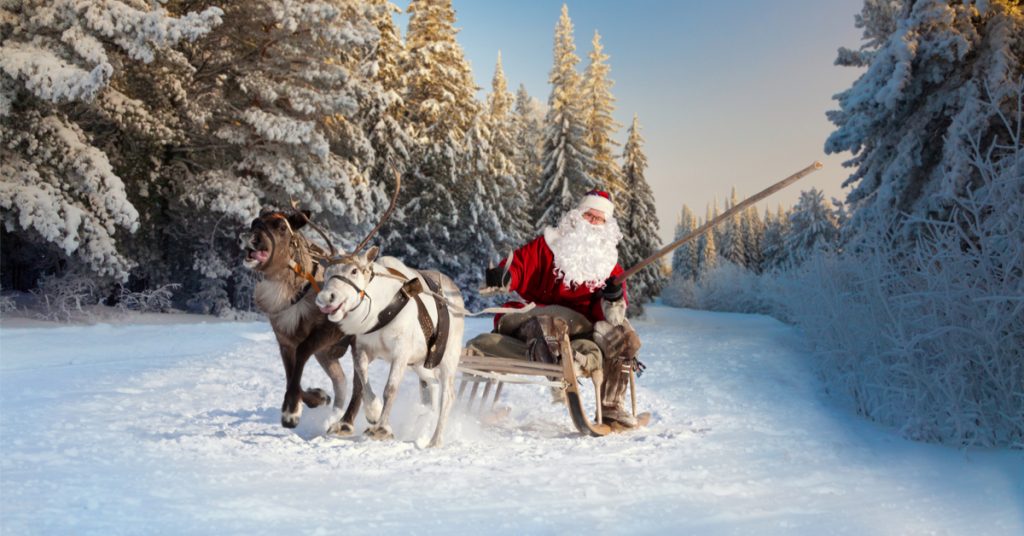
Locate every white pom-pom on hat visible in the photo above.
<box><xmin>578</xmin><ymin>189</ymin><xmax>614</xmax><ymax>217</ymax></box>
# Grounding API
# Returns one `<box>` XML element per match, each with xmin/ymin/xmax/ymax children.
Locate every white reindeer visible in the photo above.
<box><xmin>315</xmin><ymin>246</ymin><xmax>464</xmax><ymax>448</ymax></box>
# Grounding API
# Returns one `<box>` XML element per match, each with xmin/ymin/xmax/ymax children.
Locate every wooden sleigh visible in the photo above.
<box><xmin>455</xmin><ymin>341</ymin><xmax>650</xmax><ymax>437</ymax></box>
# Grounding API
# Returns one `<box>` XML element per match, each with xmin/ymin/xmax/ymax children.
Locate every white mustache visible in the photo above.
<box><xmin>549</xmin><ymin>209</ymin><xmax>621</xmax><ymax>289</ymax></box>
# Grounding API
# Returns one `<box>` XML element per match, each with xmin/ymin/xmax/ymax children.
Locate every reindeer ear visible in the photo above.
<box><xmin>287</xmin><ymin>210</ymin><xmax>310</xmax><ymax>231</ymax></box>
<box><xmin>364</xmin><ymin>245</ymin><xmax>380</xmax><ymax>263</ymax></box>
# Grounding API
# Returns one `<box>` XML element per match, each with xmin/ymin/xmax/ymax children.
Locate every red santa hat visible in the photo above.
<box><xmin>578</xmin><ymin>190</ymin><xmax>614</xmax><ymax>217</ymax></box>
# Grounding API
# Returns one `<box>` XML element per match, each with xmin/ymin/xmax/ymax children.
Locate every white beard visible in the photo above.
<box><xmin>545</xmin><ymin>208</ymin><xmax>623</xmax><ymax>291</ymax></box>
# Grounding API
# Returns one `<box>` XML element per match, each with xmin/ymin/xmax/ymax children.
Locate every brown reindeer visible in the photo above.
<box><xmin>240</xmin><ymin>209</ymin><xmax>361</xmax><ymax>433</ymax></box>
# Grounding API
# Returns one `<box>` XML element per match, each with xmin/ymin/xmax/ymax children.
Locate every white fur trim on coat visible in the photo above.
<box><xmin>543</xmin><ymin>225</ymin><xmax>560</xmax><ymax>245</ymax></box>
<box><xmin>578</xmin><ymin>194</ymin><xmax>614</xmax><ymax>217</ymax></box>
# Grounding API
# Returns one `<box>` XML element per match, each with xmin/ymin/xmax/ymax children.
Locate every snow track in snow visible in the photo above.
<box><xmin>1</xmin><ymin>306</ymin><xmax>1021</xmax><ymax>534</ymax></box>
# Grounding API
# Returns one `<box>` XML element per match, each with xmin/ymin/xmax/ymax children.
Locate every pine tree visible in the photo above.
<box><xmin>486</xmin><ymin>54</ymin><xmax>532</xmax><ymax>250</ymax></box>
<box><xmin>741</xmin><ymin>205</ymin><xmax>764</xmax><ymax>272</ymax></box>
<box><xmin>210</xmin><ymin>1</ymin><xmax>383</xmax><ymax>216</ymax></box>
<box><xmin>671</xmin><ymin>205</ymin><xmax>699</xmax><ymax>280</ymax></box>
<box><xmin>513</xmin><ymin>84</ymin><xmax>545</xmax><ymax>204</ymax></box>
<box><xmin>617</xmin><ymin>115</ymin><xmax>663</xmax><ymax>315</ymax></box>
<box><xmin>784</xmin><ymin>188</ymin><xmax>840</xmax><ymax>266</ymax></box>
<box><xmin>363</xmin><ymin>0</ymin><xmax>413</xmax><ymax>222</ymax></box>
<box><xmin>398</xmin><ymin>0</ymin><xmax>479</xmax><ymax>275</ymax></box>
<box><xmin>697</xmin><ymin>204</ymin><xmax>718</xmax><ymax>276</ymax></box>
<box><xmin>367</xmin><ymin>0</ymin><xmax>406</xmax><ymax>95</ymax></box>
<box><xmin>581</xmin><ymin>30</ymin><xmax>623</xmax><ymax>197</ymax></box>
<box><xmin>717</xmin><ymin>187</ymin><xmax>746</xmax><ymax>267</ymax></box>
<box><xmin>456</xmin><ymin>113</ymin><xmax>501</xmax><ymax>286</ymax></box>
<box><xmin>760</xmin><ymin>204</ymin><xmax>788</xmax><ymax>272</ymax></box>
<box><xmin>535</xmin><ymin>4</ymin><xmax>595</xmax><ymax>231</ymax></box>
<box><xmin>0</xmin><ymin>0</ymin><xmax>222</xmax><ymax>283</ymax></box>
<box><xmin>452</xmin><ymin>54</ymin><xmax>530</xmax><ymax>282</ymax></box>
<box><xmin>168</xmin><ymin>0</ymin><xmax>388</xmax><ymax>311</ymax></box>
<box><xmin>709</xmin><ymin>196</ymin><xmax>722</xmax><ymax>252</ymax></box>
<box><xmin>826</xmin><ymin>0</ymin><xmax>1024</xmax><ymax>233</ymax></box>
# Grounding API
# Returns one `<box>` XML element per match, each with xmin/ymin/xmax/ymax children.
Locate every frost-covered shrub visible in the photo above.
<box><xmin>0</xmin><ymin>294</ymin><xmax>17</xmax><ymax>315</ymax></box>
<box><xmin>31</xmin><ymin>271</ymin><xmax>103</xmax><ymax>322</ymax></box>
<box><xmin>661</xmin><ymin>261</ymin><xmax>776</xmax><ymax>315</ymax></box>
<box><xmin>778</xmin><ymin>136</ymin><xmax>1023</xmax><ymax>448</ymax></box>
<box><xmin>800</xmin><ymin>0</ymin><xmax>1024</xmax><ymax>448</ymax></box>
<box><xmin>116</xmin><ymin>283</ymin><xmax>180</xmax><ymax>313</ymax></box>
<box><xmin>230</xmin><ymin>268</ymin><xmax>259</xmax><ymax>313</ymax></box>
<box><xmin>695</xmin><ymin>261</ymin><xmax>774</xmax><ymax>315</ymax></box>
<box><xmin>214</xmin><ymin>308</ymin><xmax>264</xmax><ymax>322</ymax></box>
<box><xmin>187</xmin><ymin>277</ymin><xmax>231</xmax><ymax>316</ymax></box>
<box><xmin>660</xmin><ymin>273</ymin><xmax>697</xmax><ymax>309</ymax></box>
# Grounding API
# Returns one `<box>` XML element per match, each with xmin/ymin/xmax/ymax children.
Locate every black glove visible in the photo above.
<box><xmin>602</xmin><ymin>277</ymin><xmax>624</xmax><ymax>302</ymax></box>
<box><xmin>485</xmin><ymin>266</ymin><xmax>511</xmax><ymax>288</ymax></box>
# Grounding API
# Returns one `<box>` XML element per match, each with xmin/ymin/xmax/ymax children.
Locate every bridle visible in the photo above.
<box><xmin>322</xmin><ymin>261</ymin><xmax>421</xmax><ymax>325</ymax></box>
<box><xmin>325</xmin><ymin>266</ymin><xmax>375</xmax><ymax>323</ymax></box>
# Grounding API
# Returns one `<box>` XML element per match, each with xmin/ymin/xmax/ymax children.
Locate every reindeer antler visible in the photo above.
<box><xmin>289</xmin><ymin>199</ymin><xmax>337</xmax><ymax>257</ymax></box>
<box><xmin>353</xmin><ymin>167</ymin><xmax>402</xmax><ymax>254</ymax></box>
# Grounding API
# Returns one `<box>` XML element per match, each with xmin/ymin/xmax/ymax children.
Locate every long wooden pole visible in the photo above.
<box><xmin>612</xmin><ymin>161</ymin><xmax>823</xmax><ymax>286</ymax></box>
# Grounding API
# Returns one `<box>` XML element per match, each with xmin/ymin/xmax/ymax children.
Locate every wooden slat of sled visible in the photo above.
<box><xmin>459</xmin><ymin>354</ymin><xmax>562</xmax><ymax>377</ymax></box>
<box><xmin>456</xmin><ymin>368</ymin><xmax>564</xmax><ymax>387</ymax></box>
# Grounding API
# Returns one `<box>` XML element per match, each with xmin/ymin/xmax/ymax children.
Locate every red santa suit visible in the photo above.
<box><xmin>496</xmin><ymin>228</ymin><xmax>627</xmax><ymax>329</ymax></box>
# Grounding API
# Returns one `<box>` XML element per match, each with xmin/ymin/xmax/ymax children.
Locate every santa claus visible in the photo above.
<box><xmin>470</xmin><ymin>190</ymin><xmax>642</xmax><ymax>427</ymax></box>
<box><xmin>486</xmin><ymin>189</ymin><xmax>626</xmax><ymax>321</ymax></box>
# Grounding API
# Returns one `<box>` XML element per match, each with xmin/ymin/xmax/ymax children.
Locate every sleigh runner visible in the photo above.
<box><xmin>455</xmin><ymin>345</ymin><xmax>651</xmax><ymax>437</ymax></box>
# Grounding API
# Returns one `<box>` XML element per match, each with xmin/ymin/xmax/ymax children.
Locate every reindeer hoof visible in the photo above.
<box><xmin>304</xmin><ymin>388</ymin><xmax>331</xmax><ymax>408</ymax></box>
<box><xmin>364</xmin><ymin>426</ymin><xmax>394</xmax><ymax>441</ymax></box>
<box><xmin>328</xmin><ymin>421</ymin><xmax>355</xmax><ymax>436</ymax></box>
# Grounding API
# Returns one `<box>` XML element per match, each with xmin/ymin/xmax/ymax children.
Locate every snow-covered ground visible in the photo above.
<box><xmin>1</xmin><ymin>305</ymin><xmax>1021</xmax><ymax>535</ymax></box>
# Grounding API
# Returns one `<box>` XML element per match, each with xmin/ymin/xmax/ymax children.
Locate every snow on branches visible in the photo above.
<box><xmin>825</xmin><ymin>0</ymin><xmax>1024</xmax><ymax>230</ymax></box>
<box><xmin>0</xmin><ymin>0</ymin><xmax>222</xmax><ymax>281</ymax></box>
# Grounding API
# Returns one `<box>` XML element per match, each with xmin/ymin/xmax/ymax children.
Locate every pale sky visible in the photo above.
<box><xmin>401</xmin><ymin>1</ymin><xmax>866</xmax><ymax>243</ymax></box>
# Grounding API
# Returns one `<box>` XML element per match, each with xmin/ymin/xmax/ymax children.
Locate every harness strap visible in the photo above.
<box><xmin>365</xmin><ymin>268</ymin><xmax>423</xmax><ymax>335</ymax></box>
<box><xmin>419</xmin><ymin>273</ymin><xmax>450</xmax><ymax>370</ymax></box>
<box><xmin>362</xmin><ymin>268</ymin><xmax>449</xmax><ymax>369</ymax></box>
<box><xmin>289</xmin><ymin>259</ymin><xmax>321</xmax><ymax>294</ymax></box>
<box><xmin>411</xmin><ymin>293</ymin><xmax>433</xmax><ymax>357</ymax></box>
<box><xmin>288</xmin><ymin>260</ymin><xmax>320</xmax><ymax>305</ymax></box>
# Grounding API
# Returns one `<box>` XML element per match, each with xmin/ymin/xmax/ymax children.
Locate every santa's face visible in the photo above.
<box><xmin>547</xmin><ymin>208</ymin><xmax>622</xmax><ymax>291</ymax></box>
<box><xmin>581</xmin><ymin>208</ymin><xmax>607</xmax><ymax>226</ymax></box>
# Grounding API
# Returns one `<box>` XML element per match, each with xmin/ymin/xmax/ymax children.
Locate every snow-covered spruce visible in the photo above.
<box><xmin>534</xmin><ymin>4</ymin><xmax>596</xmax><ymax>231</ymax></box>
<box><xmin>394</xmin><ymin>0</ymin><xmax>480</xmax><ymax>296</ymax></box>
<box><xmin>616</xmin><ymin>115</ymin><xmax>665</xmax><ymax>316</ymax></box>
<box><xmin>0</xmin><ymin>0</ymin><xmax>222</xmax><ymax>281</ymax></box>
